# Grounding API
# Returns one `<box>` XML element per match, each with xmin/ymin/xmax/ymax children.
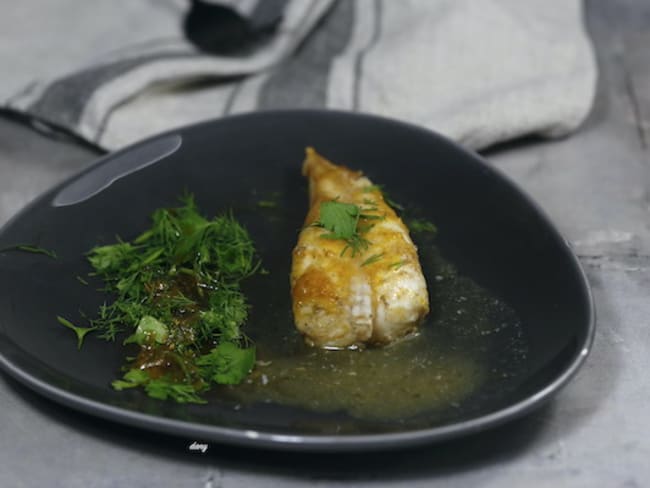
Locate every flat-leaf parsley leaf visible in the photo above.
<box><xmin>314</xmin><ymin>201</ymin><xmax>372</xmax><ymax>257</ymax></box>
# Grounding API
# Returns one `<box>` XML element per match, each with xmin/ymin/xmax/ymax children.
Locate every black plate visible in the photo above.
<box><xmin>0</xmin><ymin>110</ymin><xmax>594</xmax><ymax>451</ymax></box>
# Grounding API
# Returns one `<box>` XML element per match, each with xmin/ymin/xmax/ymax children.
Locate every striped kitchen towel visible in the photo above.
<box><xmin>0</xmin><ymin>0</ymin><xmax>597</xmax><ymax>151</ymax></box>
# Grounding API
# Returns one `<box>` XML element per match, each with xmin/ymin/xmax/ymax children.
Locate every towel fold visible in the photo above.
<box><xmin>0</xmin><ymin>0</ymin><xmax>597</xmax><ymax>151</ymax></box>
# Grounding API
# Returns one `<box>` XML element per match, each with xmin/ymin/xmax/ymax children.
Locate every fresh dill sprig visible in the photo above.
<box><xmin>361</xmin><ymin>253</ymin><xmax>385</xmax><ymax>267</ymax></box>
<box><xmin>0</xmin><ymin>244</ymin><xmax>58</xmax><ymax>259</ymax></box>
<box><xmin>388</xmin><ymin>260</ymin><xmax>408</xmax><ymax>270</ymax></box>
<box><xmin>362</xmin><ymin>184</ymin><xmax>404</xmax><ymax>211</ymax></box>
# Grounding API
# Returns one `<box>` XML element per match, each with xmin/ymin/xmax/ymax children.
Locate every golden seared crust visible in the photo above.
<box><xmin>290</xmin><ymin>148</ymin><xmax>429</xmax><ymax>348</ymax></box>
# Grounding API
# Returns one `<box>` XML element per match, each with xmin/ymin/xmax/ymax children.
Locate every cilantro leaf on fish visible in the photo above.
<box><xmin>314</xmin><ymin>201</ymin><xmax>372</xmax><ymax>257</ymax></box>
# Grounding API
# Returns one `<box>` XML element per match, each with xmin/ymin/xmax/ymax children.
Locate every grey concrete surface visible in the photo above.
<box><xmin>1</xmin><ymin>0</ymin><xmax>649</xmax><ymax>486</ymax></box>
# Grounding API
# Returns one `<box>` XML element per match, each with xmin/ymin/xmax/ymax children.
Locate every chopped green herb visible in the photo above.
<box><xmin>361</xmin><ymin>253</ymin><xmax>385</xmax><ymax>267</ymax></box>
<box><xmin>87</xmin><ymin>241</ymin><xmax>135</xmax><ymax>274</ymax></box>
<box><xmin>257</xmin><ymin>200</ymin><xmax>277</xmax><ymax>208</ymax></box>
<box><xmin>76</xmin><ymin>275</ymin><xmax>89</xmax><ymax>285</ymax></box>
<box><xmin>111</xmin><ymin>369</ymin><xmax>149</xmax><ymax>390</ymax></box>
<box><xmin>56</xmin><ymin>316</ymin><xmax>96</xmax><ymax>349</ymax></box>
<box><xmin>68</xmin><ymin>194</ymin><xmax>261</xmax><ymax>404</ymax></box>
<box><xmin>145</xmin><ymin>379</ymin><xmax>207</xmax><ymax>404</ymax></box>
<box><xmin>0</xmin><ymin>244</ymin><xmax>58</xmax><ymax>259</ymax></box>
<box><xmin>361</xmin><ymin>184</ymin><xmax>403</xmax><ymax>211</ymax></box>
<box><xmin>112</xmin><ymin>369</ymin><xmax>207</xmax><ymax>404</ymax></box>
<box><xmin>197</xmin><ymin>342</ymin><xmax>256</xmax><ymax>385</ymax></box>
<box><xmin>388</xmin><ymin>260</ymin><xmax>408</xmax><ymax>270</ymax></box>
<box><xmin>409</xmin><ymin>219</ymin><xmax>438</xmax><ymax>234</ymax></box>
<box><xmin>385</xmin><ymin>196</ymin><xmax>404</xmax><ymax>212</ymax></box>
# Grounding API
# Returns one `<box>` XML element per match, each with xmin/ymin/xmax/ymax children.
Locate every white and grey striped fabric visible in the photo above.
<box><xmin>1</xmin><ymin>0</ymin><xmax>597</xmax><ymax>151</ymax></box>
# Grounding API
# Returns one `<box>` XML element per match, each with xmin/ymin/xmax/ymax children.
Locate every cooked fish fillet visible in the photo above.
<box><xmin>290</xmin><ymin>148</ymin><xmax>429</xmax><ymax>348</ymax></box>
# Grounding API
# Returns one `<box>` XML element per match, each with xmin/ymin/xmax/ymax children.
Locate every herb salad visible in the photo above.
<box><xmin>61</xmin><ymin>195</ymin><xmax>260</xmax><ymax>404</ymax></box>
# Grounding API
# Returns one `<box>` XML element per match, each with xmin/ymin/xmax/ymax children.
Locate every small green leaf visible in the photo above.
<box><xmin>112</xmin><ymin>369</ymin><xmax>149</xmax><ymax>390</ymax></box>
<box><xmin>314</xmin><ymin>200</ymin><xmax>378</xmax><ymax>257</ymax></box>
<box><xmin>56</xmin><ymin>316</ymin><xmax>96</xmax><ymax>349</ymax></box>
<box><xmin>317</xmin><ymin>201</ymin><xmax>360</xmax><ymax>239</ymax></box>
<box><xmin>124</xmin><ymin>315</ymin><xmax>169</xmax><ymax>345</ymax></box>
<box><xmin>197</xmin><ymin>342</ymin><xmax>256</xmax><ymax>385</ymax></box>
<box><xmin>145</xmin><ymin>379</ymin><xmax>207</xmax><ymax>404</ymax></box>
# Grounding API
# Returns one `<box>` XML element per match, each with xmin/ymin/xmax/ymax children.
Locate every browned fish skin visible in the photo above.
<box><xmin>290</xmin><ymin>148</ymin><xmax>429</xmax><ymax>348</ymax></box>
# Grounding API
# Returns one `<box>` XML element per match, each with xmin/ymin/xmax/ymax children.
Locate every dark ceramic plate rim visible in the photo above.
<box><xmin>0</xmin><ymin>110</ymin><xmax>596</xmax><ymax>452</ymax></box>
